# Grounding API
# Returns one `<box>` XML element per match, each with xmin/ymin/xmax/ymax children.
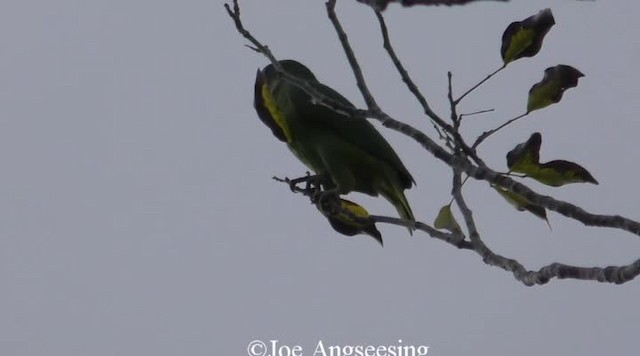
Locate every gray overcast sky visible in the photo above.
<box><xmin>1</xmin><ymin>0</ymin><xmax>639</xmax><ymax>355</ymax></box>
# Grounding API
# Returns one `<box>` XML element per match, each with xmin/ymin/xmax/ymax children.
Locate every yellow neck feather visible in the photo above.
<box><xmin>261</xmin><ymin>84</ymin><xmax>293</xmax><ymax>142</ymax></box>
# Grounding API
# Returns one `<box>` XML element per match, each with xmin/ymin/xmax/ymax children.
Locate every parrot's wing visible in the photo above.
<box><xmin>299</xmin><ymin>82</ymin><xmax>414</xmax><ymax>188</ymax></box>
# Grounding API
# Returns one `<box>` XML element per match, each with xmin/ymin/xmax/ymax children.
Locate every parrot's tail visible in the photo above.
<box><xmin>381</xmin><ymin>185</ymin><xmax>415</xmax><ymax>235</ymax></box>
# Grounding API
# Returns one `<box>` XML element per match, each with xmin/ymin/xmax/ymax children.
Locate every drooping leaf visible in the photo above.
<box><xmin>527</xmin><ymin>65</ymin><xmax>584</xmax><ymax>113</ymax></box>
<box><xmin>506</xmin><ymin>132</ymin><xmax>598</xmax><ymax>186</ymax></box>
<box><xmin>434</xmin><ymin>204</ymin><xmax>462</xmax><ymax>233</ymax></box>
<box><xmin>535</xmin><ymin>160</ymin><xmax>599</xmax><ymax>187</ymax></box>
<box><xmin>318</xmin><ymin>197</ymin><xmax>383</xmax><ymax>245</ymax></box>
<box><xmin>506</xmin><ymin>132</ymin><xmax>541</xmax><ymax>174</ymax></box>
<box><xmin>493</xmin><ymin>185</ymin><xmax>550</xmax><ymax>226</ymax></box>
<box><xmin>501</xmin><ymin>9</ymin><xmax>555</xmax><ymax>65</ymax></box>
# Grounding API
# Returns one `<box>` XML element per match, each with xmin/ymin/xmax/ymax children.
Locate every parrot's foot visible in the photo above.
<box><xmin>288</xmin><ymin>173</ymin><xmax>335</xmax><ymax>198</ymax></box>
<box><xmin>273</xmin><ymin>172</ymin><xmax>319</xmax><ymax>196</ymax></box>
<box><xmin>286</xmin><ymin>172</ymin><xmax>316</xmax><ymax>192</ymax></box>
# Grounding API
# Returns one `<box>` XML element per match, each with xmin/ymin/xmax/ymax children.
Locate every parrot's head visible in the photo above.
<box><xmin>257</xmin><ymin>59</ymin><xmax>317</xmax><ymax>93</ymax></box>
<box><xmin>254</xmin><ymin>60</ymin><xmax>319</xmax><ymax>143</ymax></box>
<box><xmin>254</xmin><ymin>60</ymin><xmax>315</xmax><ymax>144</ymax></box>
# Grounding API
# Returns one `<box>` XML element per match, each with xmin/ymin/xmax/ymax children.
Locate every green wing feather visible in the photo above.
<box><xmin>296</xmin><ymin>82</ymin><xmax>414</xmax><ymax>189</ymax></box>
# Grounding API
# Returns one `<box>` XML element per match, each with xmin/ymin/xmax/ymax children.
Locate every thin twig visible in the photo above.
<box><xmin>454</xmin><ymin>65</ymin><xmax>505</xmax><ymax>105</ymax></box>
<box><xmin>375</xmin><ymin>10</ymin><xmax>486</xmax><ymax>167</ymax></box>
<box><xmin>448</xmin><ymin>72</ymin><xmax>459</xmax><ymax>128</ymax></box>
<box><xmin>326</xmin><ymin>0</ymin><xmax>378</xmax><ymax>110</ymax></box>
<box><xmin>492</xmin><ymin>171</ymin><xmax>526</xmax><ymax>179</ymax></box>
<box><xmin>473</xmin><ymin>112</ymin><xmax>528</xmax><ymax>149</ymax></box>
<box><xmin>459</xmin><ymin>108</ymin><xmax>495</xmax><ymax>119</ymax></box>
<box><xmin>446</xmin><ymin>71</ymin><xmax>486</xmax><ymax>165</ymax></box>
<box><xmin>224</xmin><ymin>1</ymin><xmax>278</xmax><ymax>64</ymax></box>
<box><xmin>371</xmin><ymin>215</ymin><xmax>472</xmax><ymax>249</ymax></box>
<box><xmin>374</xmin><ymin>10</ymin><xmax>449</xmax><ymax>141</ymax></box>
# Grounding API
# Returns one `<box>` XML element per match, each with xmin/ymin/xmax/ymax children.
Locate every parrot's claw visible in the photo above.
<box><xmin>286</xmin><ymin>172</ymin><xmax>315</xmax><ymax>193</ymax></box>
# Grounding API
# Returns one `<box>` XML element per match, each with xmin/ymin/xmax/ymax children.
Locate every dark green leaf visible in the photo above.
<box><xmin>536</xmin><ymin>160</ymin><xmax>599</xmax><ymax>186</ymax></box>
<box><xmin>319</xmin><ymin>198</ymin><xmax>383</xmax><ymax>245</ymax></box>
<box><xmin>493</xmin><ymin>186</ymin><xmax>549</xmax><ymax>225</ymax></box>
<box><xmin>506</xmin><ymin>132</ymin><xmax>598</xmax><ymax>186</ymax></box>
<box><xmin>527</xmin><ymin>65</ymin><xmax>584</xmax><ymax>113</ymax></box>
<box><xmin>501</xmin><ymin>9</ymin><xmax>555</xmax><ymax>64</ymax></box>
<box><xmin>506</xmin><ymin>132</ymin><xmax>541</xmax><ymax>172</ymax></box>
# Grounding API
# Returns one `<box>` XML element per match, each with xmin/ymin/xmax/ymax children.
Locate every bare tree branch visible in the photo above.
<box><xmin>226</xmin><ymin>0</ymin><xmax>640</xmax><ymax>239</ymax></box>
<box><xmin>452</xmin><ymin>171</ymin><xmax>640</xmax><ymax>286</ymax></box>
<box><xmin>324</xmin><ymin>8</ymin><xmax>640</xmax><ymax>237</ymax></box>
<box><xmin>225</xmin><ymin>0</ymin><xmax>640</xmax><ymax>285</ymax></box>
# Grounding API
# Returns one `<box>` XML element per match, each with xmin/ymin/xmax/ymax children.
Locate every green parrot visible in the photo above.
<box><xmin>253</xmin><ymin>59</ymin><xmax>415</xmax><ymax>227</ymax></box>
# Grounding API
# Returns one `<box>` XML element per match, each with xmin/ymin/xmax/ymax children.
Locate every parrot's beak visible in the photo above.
<box><xmin>255</xmin><ymin>68</ymin><xmax>265</xmax><ymax>86</ymax></box>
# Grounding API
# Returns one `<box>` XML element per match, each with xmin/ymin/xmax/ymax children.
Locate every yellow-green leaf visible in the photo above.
<box><xmin>501</xmin><ymin>9</ymin><xmax>555</xmax><ymax>65</ymax></box>
<box><xmin>506</xmin><ymin>133</ymin><xmax>598</xmax><ymax>186</ymax></box>
<box><xmin>506</xmin><ymin>132</ymin><xmax>541</xmax><ymax>174</ymax></box>
<box><xmin>493</xmin><ymin>186</ymin><xmax>549</xmax><ymax>226</ymax></box>
<box><xmin>527</xmin><ymin>65</ymin><xmax>584</xmax><ymax>113</ymax></box>
<box><xmin>534</xmin><ymin>160</ymin><xmax>598</xmax><ymax>186</ymax></box>
<box><xmin>318</xmin><ymin>197</ymin><xmax>383</xmax><ymax>245</ymax></box>
<box><xmin>434</xmin><ymin>204</ymin><xmax>461</xmax><ymax>233</ymax></box>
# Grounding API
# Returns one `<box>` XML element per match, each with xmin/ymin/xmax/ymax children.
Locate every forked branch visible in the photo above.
<box><xmin>225</xmin><ymin>0</ymin><xmax>640</xmax><ymax>285</ymax></box>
